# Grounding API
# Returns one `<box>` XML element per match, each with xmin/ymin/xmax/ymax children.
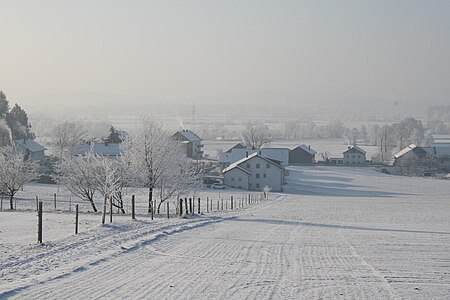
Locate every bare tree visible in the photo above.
<box><xmin>318</xmin><ymin>151</ymin><xmax>332</xmax><ymax>162</ymax></box>
<box><xmin>0</xmin><ymin>146</ymin><xmax>40</xmax><ymax>209</ymax></box>
<box><xmin>53</xmin><ymin>151</ymin><xmax>98</xmax><ymax>212</ymax></box>
<box><xmin>122</xmin><ymin>118</ymin><xmax>184</xmax><ymax>214</ymax></box>
<box><xmin>242</xmin><ymin>122</ymin><xmax>272</xmax><ymax>149</ymax></box>
<box><xmin>52</xmin><ymin>122</ymin><xmax>86</xmax><ymax>157</ymax></box>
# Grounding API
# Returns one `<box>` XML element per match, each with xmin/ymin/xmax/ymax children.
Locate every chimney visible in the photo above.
<box><xmin>308</xmin><ymin>145</ymin><xmax>310</xmax><ymax>150</ymax></box>
<box><xmin>348</xmin><ymin>146</ymin><xmax>351</xmax><ymax>150</ymax></box>
<box><xmin>259</xmin><ymin>151</ymin><xmax>261</xmax><ymax>155</ymax></box>
<box><xmin>246</xmin><ymin>151</ymin><xmax>248</xmax><ymax>158</ymax></box>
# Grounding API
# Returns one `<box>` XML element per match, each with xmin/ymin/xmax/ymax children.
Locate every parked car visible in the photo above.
<box><xmin>211</xmin><ymin>183</ymin><xmax>226</xmax><ymax>189</ymax></box>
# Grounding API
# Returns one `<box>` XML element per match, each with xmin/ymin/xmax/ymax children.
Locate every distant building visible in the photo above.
<box><xmin>394</xmin><ymin>144</ymin><xmax>450</xmax><ymax>173</ymax></box>
<box><xmin>343</xmin><ymin>146</ymin><xmax>366</xmax><ymax>165</ymax></box>
<box><xmin>13</xmin><ymin>139</ymin><xmax>46</xmax><ymax>162</ymax></box>
<box><xmin>173</xmin><ymin>130</ymin><xmax>204</xmax><ymax>159</ymax></box>
<box><xmin>73</xmin><ymin>143</ymin><xmax>121</xmax><ymax>157</ymax></box>
<box><xmin>222</xmin><ymin>152</ymin><xmax>285</xmax><ymax>192</ymax></box>
<box><xmin>219</xmin><ymin>143</ymin><xmax>317</xmax><ymax>167</ymax></box>
<box><xmin>289</xmin><ymin>144</ymin><xmax>316</xmax><ymax>164</ymax></box>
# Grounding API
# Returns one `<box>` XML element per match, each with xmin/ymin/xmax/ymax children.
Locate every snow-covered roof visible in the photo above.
<box><xmin>13</xmin><ymin>139</ymin><xmax>47</xmax><ymax>153</ymax></box>
<box><xmin>225</xmin><ymin>143</ymin><xmax>246</xmax><ymax>153</ymax></box>
<box><xmin>222</xmin><ymin>152</ymin><xmax>284</xmax><ymax>174</ymax></box>
<box><xmin>343</xmin><ymin>145</ymin><xmax>366</xmax><ymax>155</ymax></box>
<box><xmin>393</xmin><ymin>144</ymin><xmax>419</xmax><ymax>159</ymax></box>
<box><xmin>74</xmin><ymin>143</ymin><xmax>122</xmax><ymax>156</ymax></box>
<box><xmin>175</xmin><ymin>130</ymin><xmax>202</xmax><ymax>142</ymax></box>
<box><xmin>295</xmin><ymin>144</ymin><xmax>317</xmax><ymax>155</ymax></box>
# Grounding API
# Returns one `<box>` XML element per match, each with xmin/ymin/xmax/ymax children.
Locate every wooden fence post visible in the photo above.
<box><xmin>102</xmin><ymin>196</ymin><xmax>107</xmax><ymax>224</ymax></box>
<box><xmin>217</xmin><ymin>200</ymin><xmax>219</xmax><ymax>211</ymax></box>
<box><xmin>231</xmin><ymin>196</ymin><xmax>233</xmax><ymax>210</ymax></box>
<box><xmin>35</xmin><ymin>196</ymin><xmax>39</xmax><ymax>211</ymax></box>
<box><xmin>185</xmin><ymin>198</ymin><xmax>188</xmax><ymax>215</ymax></box>
<box><xmin>37</xmin><ymin>202</ymin><xmax>43</xmax><ymax>243</ymax></box>
<box><xmin>69</xmin><ymin>196</ymin><xmax>72</xmax><ymax>212</ymax></box>
<box><xmin>75</xmin><ymin>204</ymin><xmax>79</xmax><ymax>234</ymax></box>
<box><xmin>189</xmin><ymin>198</ymin><xmax>192</xmax><ymax>214</ymax></box>
<box><xmin>179</xmin><ymin>198</ymin><xmax>183</xmax><ymax>217</ymax></box>
<box><xmin>131</xmin><ymin>195</ymin><xmax>135</xmax><ymax>220</ymax></box>
<box><xmin>167</xmin><ymin>201</ymin><xmax>170</xmax><ymax>219</ymax></box>
<box><xmin>198</xmin><ymin>198</ymin><xmax>200</xmax><ymax>214</ymax></box>
<box><xmin>54</xmin><ymin>193</ymin><xmax>57</xmax><ymax>211</ymax></box>
<box><xmin>109</xmin><ymin>197</ymin><xmax>113</xmax><ymax>223</ymax></box>
<box><xmin>150</xmin><ymin>199</ymin><xmax>154</xmax><ymax>220</ymax></box>
<box><xmin>0</xmin><ymin>194</ymin><xmax>3</xmax><ymax>211</ymax></box>
<box><xmin>221</xmin><ymin>199</ymin><xmax>223</xmax><ymax>211</ymax></box>
<box><xmin>206</xmin><ymin>197</ymin><xmax>209</xmax><ymax>212</ymax></box>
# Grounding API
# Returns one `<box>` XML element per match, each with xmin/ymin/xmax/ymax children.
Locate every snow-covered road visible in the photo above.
<box><xmin>1</xmin><ymin>167</ymin><xmax>450</xmax><ymax>299</ymax></box>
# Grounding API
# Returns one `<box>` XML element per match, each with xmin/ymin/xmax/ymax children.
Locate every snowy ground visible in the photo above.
<box><xmin>1</xmin><ymin>166</ymin><xmax>450</xmax><ymax>299</ymax></box>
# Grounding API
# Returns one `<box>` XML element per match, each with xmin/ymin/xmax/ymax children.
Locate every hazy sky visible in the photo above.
<box><xmin>1</xmin><ymin>0</ymin><xmax>449</xmax><ymax>108</ymax></box>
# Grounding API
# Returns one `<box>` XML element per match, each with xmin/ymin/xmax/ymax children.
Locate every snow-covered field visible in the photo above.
<box><xmin>1</xmin><ymin>166</ymin><xmax>450</xmax><ymax>299</ymax></box>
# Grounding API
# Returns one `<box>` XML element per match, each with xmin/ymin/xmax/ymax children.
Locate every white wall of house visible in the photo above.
<box><xmin>223</xmin><ymin>155</ymin><xmax>284</xmax><ymax>192</ymax></box>
<box><xmin>223</xmin><ymin>168</ymin><xmax>249</xmax><ymax>190</ymax></box>
<box><xmin>343</xmin><ymin>152</ymin><xmax>366</xmax><ymax>164</ymax></box>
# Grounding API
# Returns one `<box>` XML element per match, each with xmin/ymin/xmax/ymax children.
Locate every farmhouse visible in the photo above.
<box><xmin>173</xmin><ymin>130</ymin><xmax>204</xmax><ymax>160</ymax></box>
<box><xmin>394</xmin><ymin>144</ymin><xmax>450</xmax><ymax>173</ymax></box>
<box><xmin>343</xmin><ymin>146</ymin><xmax>366</xmax><ymax>165</ymax></box>
<box><xmin>13</xmin><ymin>139</ymin><xmax>46</xmax><ymax>162</ymax></box>
<box><xmin>222</xmin><ymin>152</ymin><xmax>285</xmax><ymax>192</ymax></box>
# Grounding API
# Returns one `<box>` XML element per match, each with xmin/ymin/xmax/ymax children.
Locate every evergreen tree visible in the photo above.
<box><xmin>104</xmin><ymin>126</ymin><xmax>122</xmax><ymax>143</ymax></box>
<box><xmin>0</xmin><ymin>91</ymin><xmax>9</xmax><ymax>116</ymax></box>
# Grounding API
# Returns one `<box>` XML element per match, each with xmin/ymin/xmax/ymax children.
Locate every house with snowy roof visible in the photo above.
<box><xmin>343</xmin><ymin>145</ymin><xmax>366</xmax><ymax>165</ymax></box>
<box><xmin>219</xmin><ymin>143</ymin><xmax>317</xmax><ymax>167</ymax></box>
<box><xmin>394</xmin><ymin>144</ymin><xmax>450</xmax><ymax>172</ymax></box>
<box><xmin>13</xmin><ymin>139</ymin><xmax>47</xmax><ymax>162</ymax></box>
<box><xmin>73</xmin><ymin>143</ymin><xmax>122</xmax><ymax>157</ymax></box>
<box><xmin>222</xmin><ymin>152</ymin><xmax>285</xmax><ymax>192</ymax></box>
<box><xmin>173</xmin><ymin>130</ymin><xmax>203</xmax><ymax>160</ymax></box>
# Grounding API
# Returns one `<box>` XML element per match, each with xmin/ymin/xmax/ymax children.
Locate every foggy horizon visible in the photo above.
<box><xmin>1</xmin><ymin>1</ymin><xmax>449</xmax><ymax>110</ymax></box>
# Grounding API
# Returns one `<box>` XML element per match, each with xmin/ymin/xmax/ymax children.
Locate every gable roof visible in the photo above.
<box><xmin>293</xmin><ymin>144</ymin><xmax>317</xmax><ymax>155</ymax></box>
<box><xmin>14</xmin><ymin>139</ymin><xmax>47</xmax><ymax>153</ymax></box>
<box><xmin>343</xmin><ymin>145</ymin><xmax>366</xmax><ymax>155</ymax></box>
<box><xmin>175</xmin><ymin>130</ymin><xmax>202</xmax><ymax>142</ymax></box>
<box><xmin>225</xmin><ymin>143</ymin><xmax>246</xmax><ymax>153</ymax></box>
<box><xmin>222</xmin><ymin>152</ymin><xmax>284</xmax><ymax>174</ymax></box>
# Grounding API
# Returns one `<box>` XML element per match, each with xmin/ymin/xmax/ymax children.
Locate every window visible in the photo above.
<box><xmin>256</xmin><ymin>173</ymin><xmax>260</xmax><ymax>178</ymax></box>
<box><xmin>256</xmin><ymin>163</ymin><xmax>260</xmax><ymax>168</ymax></box>
<box><xmin>263</xmin><ymin>173</ymin><xmax>267</xmax><ymax>178</ymax></box>
<box><xmin>266</xmin><ymin>163</ymin><xmax>270</xmax><ymax>168</ymax></box>
<box><xmin>352</xmin><ymin>154</ymin><xmax>355</xmax><ymax>158</ymax></box>
<box><xmin>231</xmin><ymin>177</ymin><xmax>235</xmax><ymax>181</ymax></box>
<box><xmin>246</xmin><ymin>163</ymin><xmax>250</xmax><ymax>168</ymax></box>
<box><xmin>238</xmin><ymin>177</ymin><xmax>242</xmax><ymax>181</ymax></box>
<box><xmin>256</xmin><ymin>183</ymin><xmax>260</xmax><ymax>189</ymax></box>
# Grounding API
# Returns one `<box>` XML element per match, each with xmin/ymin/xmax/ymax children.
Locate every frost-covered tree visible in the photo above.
<box><xmin>122</xmin><ymin>118</ymin><xmax>185</xmax><ymax>214</ymax></box>
<box><xmin>0</xmin><ymin>146</ymin><xmax>40</xmax><ymax>209</ymax></box>
<box><xmin>52</xmin><ymin>122</ymin><xmax>86</xmax><ymax>157</ymax></box>
<box><xmin>53</xmin><ymin>151</ymin><xmax>98</xmax><ymax>212</ymax></box>
<box><xmin>242</xmin><ymin>122</ymin><xmax>272</xmax><ymax>149</ymax></box>
<box><xmin>93</xmin><ymin>154</ymin><xmax>125</xmax><ymax>213</ymax></box>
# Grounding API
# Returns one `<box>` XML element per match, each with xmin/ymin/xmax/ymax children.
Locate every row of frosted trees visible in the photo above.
<box><xmin>0</xmin><ymin>119</ymin><xmax>200</xmax><ymax>213</ymax></box>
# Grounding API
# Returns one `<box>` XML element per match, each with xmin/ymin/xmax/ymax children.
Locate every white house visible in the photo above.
<box><xmin>222</xmin><ymin>152</ymin><xmax>285</xmax><ymax>192</ymax></box>
<box><xmin>13</xmin><ymin>139</ymin><xmax>46</xmax><ymax>162</ymax></box>
<box><xmin>343</xmin><ymin>146</ymin><xmax>366</xmax><ymax>165</ymax></box>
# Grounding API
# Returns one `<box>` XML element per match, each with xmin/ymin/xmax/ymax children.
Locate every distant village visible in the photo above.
<box><xmin>11</xmin><ymin>126</ymin><xmax>450</xmax><ymax>195</ymax></box>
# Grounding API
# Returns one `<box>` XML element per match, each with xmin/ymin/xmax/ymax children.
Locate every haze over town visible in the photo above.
<box><xmin>1</xmin><ymin>1</ymin><xmax>450</xmax><ymax>299</ymax></box>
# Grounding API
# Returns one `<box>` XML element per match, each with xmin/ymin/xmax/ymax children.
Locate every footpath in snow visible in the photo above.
<box><xmin>1</xmin><ymin>166</ymin><xmax>450</xmax><ymax>299</ymax></box>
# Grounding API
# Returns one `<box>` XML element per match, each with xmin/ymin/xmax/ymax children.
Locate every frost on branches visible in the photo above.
<box><xmin>53</xmin><ymin>151</ymin><xmax>99</xmax><ymax>212</ymax></box>
<box><xmin>0</xmin><ymin>146</ymin><xmax>40</xmax><ymax>209</ymax></box>
<box><xmin>122</xmin><ymin>118</ymin><xmax>197</xmax><ymax>214</ymax></box>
